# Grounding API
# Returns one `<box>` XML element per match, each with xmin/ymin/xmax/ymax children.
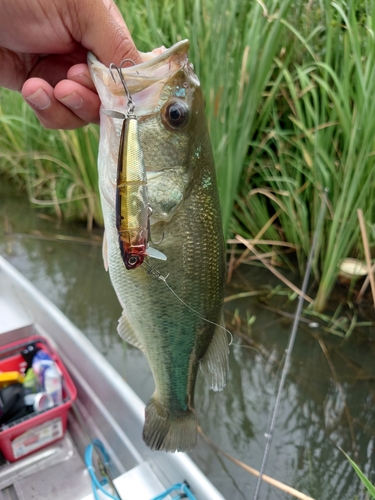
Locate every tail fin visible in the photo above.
<box><xmin>143</xmin><ymin>396</ymin><xmax>197</xmax><ymax>452</ymax></box>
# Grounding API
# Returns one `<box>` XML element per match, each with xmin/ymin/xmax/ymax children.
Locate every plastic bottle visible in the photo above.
<box><xmin>32</xmin><ymin>351</ymin><xmax>54</xmax><ymax>386</ymax></box>
<box><xmin>43</xmin><ymin>365</ymin><xmax>62</xmax><ymax>406</ymax></box>
<box><xmin>24</xmin><ymin>392</ymin><xmax>54</xmax><ymax>412</ymax></box>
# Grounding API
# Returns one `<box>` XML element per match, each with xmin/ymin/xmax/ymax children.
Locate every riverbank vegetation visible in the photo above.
<box><xmin>0</xmin><ymin>95</ymin><xmax>101</xmax><ymax>229</ymax></box>
<box><xmin>1</xmin><ymin>0</ymin><xmax>375</xmax><ymax>312</ymax></box>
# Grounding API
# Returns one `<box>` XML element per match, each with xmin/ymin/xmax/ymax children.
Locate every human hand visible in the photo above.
<box><xmin>0</xmin><ymin>0</ymin><xmax>142</xmax><ymax>129</ymax></box>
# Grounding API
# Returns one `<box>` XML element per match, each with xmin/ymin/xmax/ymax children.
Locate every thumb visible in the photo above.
<box><xmin>68</xmin><ymin>0</ymin><xmax>142</xmax><ymax>66</ymax></box>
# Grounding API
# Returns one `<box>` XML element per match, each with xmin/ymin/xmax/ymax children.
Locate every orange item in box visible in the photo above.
<box><xmin>0</xmin><ymin>372</ymin><xmax>25</xmax><ymax>388</ymax></box>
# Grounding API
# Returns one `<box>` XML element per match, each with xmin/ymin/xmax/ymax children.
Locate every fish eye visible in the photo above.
<box><xmin>162</xmin><ymin>100</ymin><xmax>189</xmax><ymax>130</ymax></box>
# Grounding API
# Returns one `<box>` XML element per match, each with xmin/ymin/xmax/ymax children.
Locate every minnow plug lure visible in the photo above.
<box><xmin>103</xmin><ymin>62</ymin><xmax>166</xmax><ymax>270</ymax></box>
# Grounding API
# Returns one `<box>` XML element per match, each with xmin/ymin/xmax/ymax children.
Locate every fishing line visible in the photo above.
<box><xmin>142</xmin><ymin>260</ymin><xmax>234</xmax><ymax>345</ymax></box>
<box><xmin>229</xmin><ymin>343</ymin><xmax>264</xmax><ymax>358</ymax></box>
<box><xmin>253</xmin><ymin>188</ymin><xmax>328</xmax><ymax>500</ymax></box>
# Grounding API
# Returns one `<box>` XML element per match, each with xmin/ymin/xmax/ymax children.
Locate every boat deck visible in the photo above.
<box><xmin>0</xmin><ymin>431</ymin><xmax>89</xmax><ymax>500</ymax></box>
<box><xmin>0</xmin><ymin>418</ymin><xmax>171</xmax><ymax>500</ymax></box>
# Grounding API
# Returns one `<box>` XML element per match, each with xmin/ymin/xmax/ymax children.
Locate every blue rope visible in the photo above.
<box><xmin>151</xmin><ymin>482</ymin><xmax>197</xmax><ymax>500</ymax></box>
<box><xmin>84</xmin><ymin>440</ymin><xmax>197</xmax><ymax>500</ymax></box>
<box><xmin>84</xmin><ymin>439</ymin><xmax>119</xmax><ymax>500</ymax></box>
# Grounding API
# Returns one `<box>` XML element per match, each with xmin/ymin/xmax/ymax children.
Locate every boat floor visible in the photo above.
<box><xmin>0</xmin><ymin>426</ymin><xmax>169</xmax><ymax>500</ymax></box>
<box><xmin>0</xmin><ymin>430</ymin><xmax>89</xmax><ymax>500</ymax></box>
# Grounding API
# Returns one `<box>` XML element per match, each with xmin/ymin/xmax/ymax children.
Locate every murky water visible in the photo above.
<box><xmin>1</xmin><ymin>181</ymin><xmax>374</xmax><ymax>500</ymax></box>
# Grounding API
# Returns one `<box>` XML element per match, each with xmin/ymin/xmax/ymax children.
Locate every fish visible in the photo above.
<box><xmin>88</xmin><ymin>40</ymin><xmax>228</xmax><ymax>452</ymax></box>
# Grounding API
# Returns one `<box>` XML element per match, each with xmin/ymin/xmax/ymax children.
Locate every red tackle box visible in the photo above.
<box><xmin>0</xmin><ymin>335</ymin><xmax>76</xmax><ymax>462</ymax></box>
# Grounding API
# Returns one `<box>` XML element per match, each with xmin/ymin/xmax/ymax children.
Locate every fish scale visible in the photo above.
<box><xmin>88</xmin><ymin>40</ymin><xmax>228</xmax><ymax>452</ymax></box>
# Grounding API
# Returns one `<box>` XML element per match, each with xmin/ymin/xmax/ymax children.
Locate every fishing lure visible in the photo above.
<box><xmin>104</xmin><ymin>62</ymin><xmax>166</xmax><ymax>270</ymax></box>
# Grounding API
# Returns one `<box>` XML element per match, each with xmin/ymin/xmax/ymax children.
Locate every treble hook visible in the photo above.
<box><xmin>109</xmin><ymin>59</ymin><xmax>136</xmax><ymax>116</ymax></box>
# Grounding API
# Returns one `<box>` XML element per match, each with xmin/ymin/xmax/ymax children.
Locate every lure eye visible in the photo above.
<box><xmin>125</xmin><ymin>254</ymin><xmax>143</xmax><ymax>270</ymax></box>
<box><xmin>162</xmin><ymin>100</ymin><xmax>189</xmax><ymax>130</ymax></box>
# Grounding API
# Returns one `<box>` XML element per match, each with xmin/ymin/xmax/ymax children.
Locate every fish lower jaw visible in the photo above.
<box><xmin>143</xmin><ymin>396</ymin><xmax>197</xmax><ymax>452</ymax></box>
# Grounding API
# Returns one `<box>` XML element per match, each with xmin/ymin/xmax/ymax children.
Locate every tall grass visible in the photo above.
<box><xmin>0</xmin><ymin>90</ymin><xmax>102</xmax><ymax>228</ymax></box>
<box><xmin>1</xmin><ymin>0</ymin><xmax>375</xmax><ymax>311</ymax></box>
<box><xmin>233</xmin><ymin>0</ymin><xmax>375</xmax><ymax>310</ymax></box>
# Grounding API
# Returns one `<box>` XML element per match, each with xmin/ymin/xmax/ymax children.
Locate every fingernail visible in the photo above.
<box><xmin>26</xmin><ymin>88</ymin><xmax>51</xmax><ymax>110</ymax></box>
<box><xmin>60</xmin><ymin>92</ymin><xmax>84</xmax><ymax>110</ymax></box>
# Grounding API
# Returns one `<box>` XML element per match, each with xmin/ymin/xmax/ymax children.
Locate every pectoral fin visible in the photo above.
<box><xmin>199</xmin><ymin>316</ymin><xmax>229</xmax><ymax>391</ymax></box>
<box><xmin>118</xmin><ymin>312</ymin><xmax>144</xmax><ymax>352</ymax></box>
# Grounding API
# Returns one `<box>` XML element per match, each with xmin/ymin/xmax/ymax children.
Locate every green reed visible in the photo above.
<box><xmin>0</xmin><ymin>90</ymin><xmax>102</xmax><ymax>229</ymax></box>
<box><xmin>232</xmin><ymin>0</ymin><xmax>375</xmax><ymax>311</ymax></box>
<box><xmin>343</xmin><ymin>450</ymin><xmax>375</xmax><ymax>499</ymax></box>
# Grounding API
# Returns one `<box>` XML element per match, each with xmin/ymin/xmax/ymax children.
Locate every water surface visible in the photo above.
<box><xmin>1</xmin><ymin>182</ymin><xmax>374</xmax><ymax>500</ymax></box>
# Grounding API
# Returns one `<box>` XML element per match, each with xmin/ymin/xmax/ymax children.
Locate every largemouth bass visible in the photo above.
<box><xmin>88</xmin><ymin>40</ymin><xmax>228</xmax><ymax>452</ymax></box>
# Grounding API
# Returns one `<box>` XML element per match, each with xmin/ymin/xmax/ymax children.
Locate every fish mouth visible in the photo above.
<box><xmin>88</xmin><ymin>39</ymin><xmax>189</xmax><ymax>73</ymax></box>
<box><xmin>122</xmin><ymin>39</ymin><xmax>189</xmax><ymax>73</ymax></box>
<box><xmin>88</xmin><ymin>40</ymin><xmax>192</xmax><ymax>112</ymax></box>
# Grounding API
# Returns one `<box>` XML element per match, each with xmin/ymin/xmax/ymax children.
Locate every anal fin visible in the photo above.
<box><xmin>118</xmin><ymin>312</ymin><xmax>144</xmax><ymax>352</ymax></box>
<box><xmin>199</xmin><ymin>316</ymin><xmax>229</xmax><ymax>391</ymax></box>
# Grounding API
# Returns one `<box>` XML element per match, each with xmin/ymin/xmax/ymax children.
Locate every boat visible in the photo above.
<box><xmin>0</xmin><ymin>255</ymin><xmax>225</xmax><ymax>500</ymax></box>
